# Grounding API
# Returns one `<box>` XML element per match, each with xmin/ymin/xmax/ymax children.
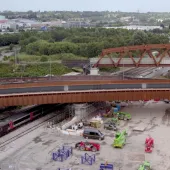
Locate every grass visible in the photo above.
<box><xmin>100</xmin><ymin>67</ymin><xmax>120</xmax><ymax>72</ymax></box>
<box><xmin>0</xmin><ymin>47</ymin><xmax>10</xmax><ymax>53</ymax></box>
<box><xmin>7</xmin><ymin>53</ymin><xmax>88</xmax><ymax>62</ymax></box>
<box><xmin>0</xmin><ymin>45</ymin><xmax>20</xmax><ymax>53</ymax></box>
<box><xmin>72</xmin><ymin>67</ymin><xmax>83</xmax><ymax>73</ymax></box>
<box><xmin>0</xmin><ymin>63</ymin><xmax>71</xmax><ymax>78</ymax></box>
<box><xmin>0</xmin><ymin>63</ymin><xmax>14</xmax><ymax>77</ymax></box>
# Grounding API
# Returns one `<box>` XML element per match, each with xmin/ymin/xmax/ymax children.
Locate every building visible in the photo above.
<box><xmin>63</xmin><ymin>21</ymin><xmax>92</xmax><ymax>28</ymax></box>
<box><xmin>12</xmin><ymin>19</ymin><xmax>40</xmax><ymax>28</ymax></box>
<box><xmin>42</xmin><ymin>20</ymin><xmax>63</xmax><ymax>27</ymax></box>
<box><xmin>0</xmin><ymin>15</ymin><xmax>5</xmax><ymax>20</ymax></box>
<box><xmin>105</xmin><ymin>25</ymin><xmax>163</xmax><ymax>31</ymax></box>
<box><xmin>0</xmin><ymin>20</ymin><xmax>17</xmax><ymax>31</ymax></box>
<box><xmin>120</xmin><ymin>17</ymin><xmax>132</xmax><ymax>22</ymax></box>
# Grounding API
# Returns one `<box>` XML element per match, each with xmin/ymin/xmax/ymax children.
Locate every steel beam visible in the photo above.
<box><xmin>0</xmin><ymin>89</ymin><xmax>169</xmax><ymax>107</ymax></box>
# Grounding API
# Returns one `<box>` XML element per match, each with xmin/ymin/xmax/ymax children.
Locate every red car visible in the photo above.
<box><xmin>75</xmin><ymin>141</ymin><xmax>100</xmax><ymax>152</ymax></box>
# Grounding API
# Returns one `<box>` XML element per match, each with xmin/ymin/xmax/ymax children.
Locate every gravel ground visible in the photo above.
<box><xmin>0</xmin><ymin>101</ymin><xmax>170</xmax><ymax>170</ymax></box>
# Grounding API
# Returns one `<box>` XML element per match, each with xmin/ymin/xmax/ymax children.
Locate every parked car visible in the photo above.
<box><xmin>164</xmin><ymin>99</ymin><xmax>170</xmax><ymax>104</ymax></box>
<box><xmin>83</xmin><ymin>128</ymin><xmax>105</xmax><ymax>140</ymax></box>
<box><xmin>104</xmin><ymin>121</ymin><xmax>117</xmax><ymax>131</ymax></box>
<box><xmin>75</xmin><ymin>141</ymin><xmax>100</xmax><ymax>152</ymax></box>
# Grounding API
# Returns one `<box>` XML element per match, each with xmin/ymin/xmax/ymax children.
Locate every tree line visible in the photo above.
<box><xmin>0</xmin><ymin>28</ymin><xmax>169</xmax><ymax>58</ymax></box>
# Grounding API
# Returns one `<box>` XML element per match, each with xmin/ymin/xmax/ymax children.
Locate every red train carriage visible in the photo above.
<box><xmin>0</xmin><ymin>104</ymin><xmax>66</xmax><ymax>137</ymax></box>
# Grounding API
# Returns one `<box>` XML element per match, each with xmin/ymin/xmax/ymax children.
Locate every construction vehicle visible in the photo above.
<box><xmin>90</xmin><ymin>120</ymin><xmax>102</xmax><ymax>128</ymax></box>
<box><xmin>110</xmin><ymin>118</ymin><xmax>120</xmax><ymax>125</ymax></box>
<box><xmin>75</xmin><ymin>141</ymin><xmax>100</xmax><ymax>152</ymax></box>
<box><xmin>117</xmin><ymin>112</ymin><xmax>131</xmax><ymax>120</ymax></box>
<box><xmin>138</xmin><ymin>161</ymin><xmax>151</xmax><ymax>170</ymax></box>
<box><xmin>82</xmin><ymin>120</ymin><xmax>102</xmax><ymax>128</ymax></box>
<box><xmin>112</xmin><ymin>130</ymin><xmax>127</xmax><ymax>148</ymax></box>
<box><xmin>104</xmin><ymin>121</ymin><xmax>117</xmax><ymax>131</ymax></box>
<box><xmin>145</xmin><ymin>136</ymin><xmax>154</xmax><ymax>147</ymax></box>
<box><xmin>103</xmin><ymin>111</ymin><xmax>113</xmax><ymax>118</ymax></box>
<box><xmin>145</xmin><ymin>136</ymin><xmax>154</xmax><ymax>153</ymax></box>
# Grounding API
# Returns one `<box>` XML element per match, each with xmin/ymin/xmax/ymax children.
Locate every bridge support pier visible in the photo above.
<box><xmin>90</xmin><ymin>68</ymin><xmax>99</xmax><ymax>75</ymax></box>
<box><xmin>73</xmin><ymin>103</ymin><xmax>96</xmax><ymax>120</ymax></box>
<box><xmin>61</xmin><ymin>103</ymin><xmax>97</xmax><ymax>130</ymax></box>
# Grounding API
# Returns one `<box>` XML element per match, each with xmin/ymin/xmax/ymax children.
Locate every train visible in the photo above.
<box><xmin>0</xmin><ymin>104</ymin><xmax>67</xmax><ymax>137</ymax></box>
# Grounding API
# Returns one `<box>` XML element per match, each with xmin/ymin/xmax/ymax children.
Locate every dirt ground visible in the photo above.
<box><xmin>0</xmin><ymin>101</ymin><xmax>170</xmax><ymax>170</ymax></box>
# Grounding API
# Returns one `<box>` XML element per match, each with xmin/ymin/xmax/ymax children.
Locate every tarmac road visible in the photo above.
<box><xmin>0</xmin><ymin>83</ymin><xmax>170</xmax><ymax>94</ymax></box>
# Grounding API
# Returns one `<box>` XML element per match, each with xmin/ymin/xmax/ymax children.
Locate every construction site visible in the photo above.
<box><xmin>0</xmin><ymin>100</ymin><xmax>170</xmax><ymax>170</ymax></box>
<box><xmin>1</xmin><ymin>44</ymin><xmax>170</xmax><ymax>170</ymax></box>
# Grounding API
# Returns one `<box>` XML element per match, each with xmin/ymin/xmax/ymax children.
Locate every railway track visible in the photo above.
<box><xmin>0</xmin><ymin>111</ymin><xmax>67</xmax><ymax>149</ymax></box>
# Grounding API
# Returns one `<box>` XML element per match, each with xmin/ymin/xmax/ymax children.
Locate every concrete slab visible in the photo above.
<box><xmin>133</xmin><ymin>124</ymin><xmax>146</xmax><ymax>132</ymax></box>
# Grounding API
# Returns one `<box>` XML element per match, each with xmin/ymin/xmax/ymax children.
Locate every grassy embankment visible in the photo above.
<box><xmin>4</xmin><ymin>52</ymin><xmax>87</xmax><ymax>62</ymax></box>
<box><xmin>0</xmin><ymin>53</ymin><xmax>88</xmax><ymax>78</ymax></box>
<box><xmin>0</xmin><ymin>63</ymin><xmax>72</xmax><ymax>77</ymax></box>
<box><xmin>0</xmin><ymin>52</ymin><xmax>120</xmax><ymax>78</ymax></box>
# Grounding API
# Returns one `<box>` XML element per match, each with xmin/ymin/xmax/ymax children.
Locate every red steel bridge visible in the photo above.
<box><xmin>91</xmin><ymin>44</ymin><xmax>170</xmax><ymax>67</ymax></box>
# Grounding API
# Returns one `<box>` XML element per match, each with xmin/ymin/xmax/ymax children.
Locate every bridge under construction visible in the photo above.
<box><xmin>1</xmin><ymin>44</ymin><xmax>170</xmax><ymax>106</ymax></box>
<box><xmin>0</xmin><ymin>78</ymin><xmax>170</xmax><ymax>106</ymax></box>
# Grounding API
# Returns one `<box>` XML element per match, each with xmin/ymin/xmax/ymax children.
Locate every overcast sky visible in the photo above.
<box><xmin>1</xmin><ymin>0</ymin><xmax>170</xmax><ymax>12</ymax></box>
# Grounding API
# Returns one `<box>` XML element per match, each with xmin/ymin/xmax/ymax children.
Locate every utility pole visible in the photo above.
<box><xmin>50</xmin><ymin>57</ymin><xmax>52</xmax><ymax>80</ymax></box>
<box><xmin>14</xmin><ymin>48</ymin><xmax>17</xmax><ymax>67</ymax></box>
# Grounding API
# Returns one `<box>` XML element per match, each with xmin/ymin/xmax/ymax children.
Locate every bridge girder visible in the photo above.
<box><xmin>0</xmin><ymin>89</ymin><xmax>169</xmax><ymax>107</ymax></box>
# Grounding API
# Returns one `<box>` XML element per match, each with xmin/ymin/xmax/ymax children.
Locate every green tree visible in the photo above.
<box><xmin>9</xmin><ymin>44</ymin><xmax>14</xmax><ymax>50</ymax></box>
<box><xmin>132</xmin><ymin>30</ymin><xmax>148</xmax><ymax>45</ymax></box>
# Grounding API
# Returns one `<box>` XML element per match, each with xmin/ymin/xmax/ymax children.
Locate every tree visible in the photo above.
<box><xmin>9</xmin><ymin>44</ymin><xmax>14</xmax><ymax>50</ymax></box>
<box><xmin>132</xmin><ymin>30</ymin><xmax>148</xmax><ymax>45</ymax></box>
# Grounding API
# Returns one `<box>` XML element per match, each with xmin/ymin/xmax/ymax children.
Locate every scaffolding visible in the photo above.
<box><xmin>67</xmin><ymin>104</ymin><xmax>75</xmax><ymax>118</ymax></box>
<box><xmin>67</xmin><ymin>102</ymin><xmax>107</xmax><ymax>120</ymax></box>
<box><xmin>72</xmin><ymin>103</ymin><xmax>98</xmax><ymax>120</ymax></box>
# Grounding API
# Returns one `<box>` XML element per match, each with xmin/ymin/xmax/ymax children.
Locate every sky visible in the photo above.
<box><xmin>0</xmin><ymin>0</ymin><xmax>170</xmax><ymax>12</ymax></box>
